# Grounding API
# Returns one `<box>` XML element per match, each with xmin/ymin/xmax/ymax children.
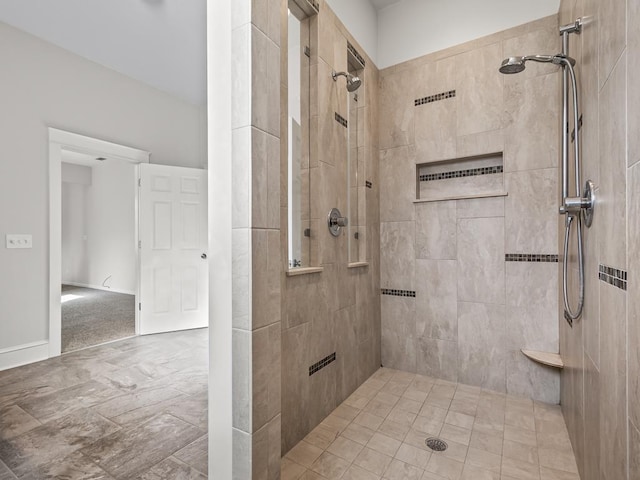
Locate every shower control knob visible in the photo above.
<box><xmin>327</xmin><ymin>208</ymin><xmax>347</xmax><ymax>237</ymax></box>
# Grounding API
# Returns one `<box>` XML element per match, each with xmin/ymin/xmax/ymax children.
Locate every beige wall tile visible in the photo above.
<box><xmin>252</xmin><ymin>26</ymin><xmax>280</xmax><ymax>136</ymax></box>
<box><xmin>506</xmin><ymin>262</ymin><xmax>558</xmax><ymax>352</ymax></box>
<box><xmin>380</xmin><ymin>146</ymin><xmax>416</xmax><ymax>223</ymax></box>
<box><xmin>457</xmin><ymin>302</ymin><xmax>507</xmax><ymax>392</ymax></box>
<box><xmin>598</xmin><ymin>52</ymin><xmax>627</xmax><ymax>269</ymax></box>
<box><xmin>504</xmin><ymin>168</ymin><xmax>558</xmax><ymax>254</ymax></box>
<box><xmin>503</xmin><ymin>73</ymin><xmax>559</xmax><ymax>172</ymax></box>
<box><xmin>416</xmin><ymin>259</ymin><xmax>457</xmax><ymax>342</ymax></box>
<box><xmin>456</xmin><ymin>129</ymin><xmax>504</xmax><ymax>158</ymax></box>
<box><xmin>456</xmin><ymin>196</ymin><xmax>504</xmax><ymax>219</ymax></box>
<box><xmin>416</xmin><ymin>337</ymin><xmax>458</xmax><ymax>382</ymax></box>
<box><xmin>380</xmin><ymin>221</ymin><xmax>415</xmax><ymax>291</ymax></box>
<box><xmin>598</xmin><ymin>282</ymin><xmax>627</xmax><ymax>480</ymax></box>
<box><xmin>457</xmin><ymin>217</ymin><xmax>505</xmax><ymax>305</ymax></box>
<box><xmin>598</xmin><ymin>0</ymin><xmax>626</xmax><ymax>89</ymax></box>
<box><xmin>415</xmin><ymin>201</ymin><xmax>457</xmax><ymax>260</ymax></box>
<box><xmin>629</xmin><ymin>0</ymin><xmax>640</xmax><ymax>167</ymax></box>
<box><xmin>381</xmin><ymin>295</ymin><xmax>417</xmax><ymax>372</ymax></box>
<box><xmin>506</xmin><ymin>351</ymin><xmax>559</xmax><ymax>404</ymax></box>
<box><xmin>414</xmin><ymin>97</ymin><xmax>457</xmax><ymax>163</ymax></box>
<box><xmin>379</xmin><ymin>69</ymin><xmax>414</xmax><ymax>149</ymax></box>
<box><xmin>629</xmin><ymin>164</ymin><xmax>640</xmax><ymax>428</ymax></box>
<box><xmin>455</xmin><ymin>42</ymin><xmax>504</xmax><ymax>136</ymax></box>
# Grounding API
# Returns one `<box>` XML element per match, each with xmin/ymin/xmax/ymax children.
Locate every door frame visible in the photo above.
<box><xmin>48</xmin><ymin>128</ymin><xmax>150</xmax><ymax>358</ymax></box>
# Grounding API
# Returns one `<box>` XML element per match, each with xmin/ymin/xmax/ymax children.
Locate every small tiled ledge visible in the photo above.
<box><xmin>347</xmin><ymin>262</ymin><xmax>369</xmax><ymax>269</ymax></box>
<box><xmin>286</xmin><ymin>266</ymin><xmax>324</xmax><ymax>277</ymax></box>
<box><xmin>414</xmin><ymin>191</ymin><xmax>508</xmax><ymax>203</ymax></box>
<box><xmin>521</xmin><ymin>349</ymin><xmax>564</xmax><ymax>369</ymax></box>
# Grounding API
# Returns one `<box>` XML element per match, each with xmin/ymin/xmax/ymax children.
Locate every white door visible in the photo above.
<box><xmin>139</xmin><ymin>163</ymin><xmax>208</xmax><ymax>335</ymax></box>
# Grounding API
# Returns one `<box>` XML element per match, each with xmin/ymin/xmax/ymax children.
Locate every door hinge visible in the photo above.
<box><xmin>139</xmin><ymin>302</ymin><xmax>141</xmax><ymax>311</ymax></box>
<box><xmin>138</xmin><ymin>178</ymin><xmax>141</xmax><ymax>187</ymax></box>
<box><xmin>304</xmin><ymin>46</ymin><xmax>311</xmax><ymax>58</ymax></box>
<box><xmin>138</xmin><ymin>240</ymin><xmax>141</xmax><ymax>249</ymax></box>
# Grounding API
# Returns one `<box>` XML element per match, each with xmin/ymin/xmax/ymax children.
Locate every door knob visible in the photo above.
<box><xmin>201</xmin><ymin>253</ymin><xmax>207</xmax><ymax>259</ymax></box>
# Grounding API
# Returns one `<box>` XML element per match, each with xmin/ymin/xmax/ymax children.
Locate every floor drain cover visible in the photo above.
<box><xmin>425</xmin><ymin>437</ymin><xmax>448</xmax><ymax>452</ymax></box>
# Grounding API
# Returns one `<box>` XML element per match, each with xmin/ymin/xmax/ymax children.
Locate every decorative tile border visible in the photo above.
<box><xmin>599</xmin><ymin>264</ymin><xmax>627</xmax><ymax>290</ymax></box>
<box><xmin>335</xmin><ymin>112</ymin><xmax>348</xmax><ymax>128</ymax></box>
<box><xmin>365</xmin><ymin>180</ymin><xmax>373</xmax><ymax>189</ymax></box>
<box><xmin>381</xmin><ymin>289</ymin><xmax>416</xmax><ymax>298</ymax></box>
<box><xmin>505</xmin><ymin>254</ymin><xmax>559</xmax><ymax>263</ymax></box>
<box><xmin>309</xmin><ymin>352</ymin><xmax>336</xmax><ymax>376</ymax></box>
<box><xmin>415</xmin><ymin>90</ymin><xmax>456</xmax><ymax>106</ymax></box>
<box><xmin>419</xmin><ymin>165</ymin><xmax>502</xmax><ymax>182</ymax></box>
<box><xmin>347</xmin><ymin>41</ymin><xmax>366</xmax><ymax>68</ymax></box>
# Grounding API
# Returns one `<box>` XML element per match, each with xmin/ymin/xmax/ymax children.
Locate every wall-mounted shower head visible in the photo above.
<box><xmin>332</xmin><ymin>70</ymin><xmax>362</xmax><ymax>92</ymax></box>
<box><xmin>499</xmin><ymin>57</ymin><xmax>527</xmax><ymax>74</ymax></box>
<box><xmin>499</xmin><ymin>54</ymin><xmax>575</xmax><ymax>74</ymax></box>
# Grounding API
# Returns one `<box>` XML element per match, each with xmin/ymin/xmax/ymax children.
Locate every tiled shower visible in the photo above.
<box><xmin>234</xmin><ymin>0</ymin><xmax>640</xmax><ymax>478</ymax></box>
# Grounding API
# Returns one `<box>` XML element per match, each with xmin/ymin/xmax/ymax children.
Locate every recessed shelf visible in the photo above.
<box><xmin>286</xmin><ymin>267</ymin><xmax>324</xmax><ymax>277</ymax></box>
<box><xmin>347</xmin><ymin>262</ymin><xmax>369</xmax><ymax>269</ymax></box>
<box><xmin>521</xmin><ymin>349</ymin><xmax>564</xmax><ymax>369</ymax></box>
<box><xmin>417</xmin><ymin>152</ymin><xmax>504</xmax><ymax>201</ymax></box>
<box><xmin>414</xmin><ymin>191</ymin><xmax>508</xmax><ymax>203</ymax></box>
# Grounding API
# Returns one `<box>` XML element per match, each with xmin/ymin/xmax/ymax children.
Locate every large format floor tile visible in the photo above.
<box><xmin>0</xmin><ymin>329</ymin><xmax>208</xmax><ymax>479</ymax></box>
<box><xmin>282</xmin><ymin>368</ymin><xmax>579</xmax><ymax>480</ymax></box>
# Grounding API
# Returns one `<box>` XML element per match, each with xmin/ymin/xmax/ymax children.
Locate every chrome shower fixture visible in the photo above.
<box><xmin>499</xmin><ymin>17</ymin><xmax>595</xmax><ymax>321</ymax></box>
<box><xmin>499</xmin><ymin>54</ymin><xmax>576</xmax><ymax>74</ymax></box>
<box><xmin>332</xmin><ymin>70</ymin><xmax>362</xmax><ymax>92</ymax></box>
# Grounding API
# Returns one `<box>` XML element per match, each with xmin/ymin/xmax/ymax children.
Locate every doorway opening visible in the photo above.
<box><xmin>60</xmin><ymin>151</ymin><xmax>138</xmax><ymax>352</ymax></box>
<box><xmin>49</xmin><ymin>129</ymin><xmax>148</xmax><ymax>356</ymax></box>
<box><xmin>49</xmin><ymin>128</ymin><xmax>209</xmax><ymax>358</ymax></box>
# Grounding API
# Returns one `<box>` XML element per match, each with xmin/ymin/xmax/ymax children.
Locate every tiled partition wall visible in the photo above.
<box><xmin>558</xmin><ymin>0</ymin><xmax>640</xmax><ymax>478</ymax></box>
<box><xmin>231</xmin><ymin>0</ymin><xmax>282</xmax><ymax>478</ymax></box>
<box><xmin>378</xmin><ymin>16</ymin><xmax>563</xmax><ymax>404</ymax></box>
<box><xmin>280</xmin><ymin>1</ymin><xmax>381</xmax><ymax>454</ymax></box>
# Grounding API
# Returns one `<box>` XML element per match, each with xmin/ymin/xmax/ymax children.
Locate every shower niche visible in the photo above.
<box><xmin>416</xmin><ymin>152</ymin><xmax>506</xmax><ymax>202</ymax></box>
<box><xmin>286</xmin><ymin>0</ymin><xmax>316</xmax><ymax>272</ymax></box>
<box><xmin>347</xmin><ymin>45</ymin><xmax>367</xmax><ymax>265</ymax></box>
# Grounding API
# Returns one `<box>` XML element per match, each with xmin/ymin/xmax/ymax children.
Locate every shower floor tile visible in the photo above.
<box><xmin>281</xmin><ymin>368</ymin><xmax>580</xmax><ymax>480</ymax></box>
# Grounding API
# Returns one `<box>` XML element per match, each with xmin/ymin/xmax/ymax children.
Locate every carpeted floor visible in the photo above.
<box><xmin>61</xmin><ymin>284</ymin><xmax>136</xmax><ymax>353</ymax></box>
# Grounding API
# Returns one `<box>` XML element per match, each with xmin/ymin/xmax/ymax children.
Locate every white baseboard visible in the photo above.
<box><xmin>62</xmin><ymin>281</ymin><xmax>135</xmax><ymax>296</ymax></box>
<box><xmin>0</xmin><ymin>340</ymin><xmax>50</xmax><ymax>372</ymax></box>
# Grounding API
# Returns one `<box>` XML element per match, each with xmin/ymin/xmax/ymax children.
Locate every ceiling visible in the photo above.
<box><xmin>0</xmin><ymin>0</ymin><xmax>206</xmax><ymax>106</ymax></box>
<box><xmin>368</xmin><ymin>0</ymin><xmax>403</xmax><ymax>10</ymax></box>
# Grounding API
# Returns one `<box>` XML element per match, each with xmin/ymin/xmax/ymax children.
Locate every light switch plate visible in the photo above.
<box><xmin>6</xmin><ymin>234</ymin><xmax>32</xmax><ymax>249</ymax></box>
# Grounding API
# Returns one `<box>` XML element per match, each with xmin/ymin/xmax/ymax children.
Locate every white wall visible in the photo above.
<box><xmin>0</xmin><ymin>21</ymin><xmax>205</xmax><ymax>351</ymax></box>
<box><xmin>377</xmin><ymin>0</ymin><xmax>561</xmax><ymax>68</ymax></box>
<box><xmin>325</xmin><ymin>0</ymin><xmax>378</xmax><ymax>65</ymax></box>
<box><xmin>62</xmin><ymin>161</ymin><xmax>136</xmax><ymax>294</ymax></box>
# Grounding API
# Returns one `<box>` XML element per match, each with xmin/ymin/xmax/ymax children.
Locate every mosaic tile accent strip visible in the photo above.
<box><xmin>309</xmin><ymin>352</ymin><xmax>336</xmax><ymax>376</ymax></box>
<box><xmin>365</xmin><ymin>180</ymin><xmax>373</xmax><ymax>189</ymax></box>
<box><xmin>381</xmin><ymin>289</ymin><xmax>416</xmax><ymax>298</ymax></box>
<box><xmin>505</xmin><ymin>254</ymin><xmax>559</xmax><ymax>263</ymax></box>
<box><xmin>419</xmin><ymin>165</ymin><xmax>503</xmax><ymax>182</ymax></box>
<box><xmin>415</xmin><ymin>90</ymin><xmax>456</xmax><ymax>106</ymax></box>
<box><xmin>599</xmin><ymin>264</ymin><xmax>627</xmax><ymax>290</ymax></box>
<box><xmin>335</xmin><ymin>112</ymin><xmax>348</xmax><ymax>128</ymax></box>
<box><xmin>347</xmin><ymin>41</ymin><xmax>366</xmax><ymax>67</ymax></box>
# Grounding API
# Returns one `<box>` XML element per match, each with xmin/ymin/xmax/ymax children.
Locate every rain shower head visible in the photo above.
<box><xmin>332</xmin><ymin>70</ymin><xmax>362</xmax><ymax>92</ymax></box>
<box><xmin>499</xmin><ymin>57</ymin><xmax>527</xmax><ymax>74</ymax></box>
<box><xmin>499</xmin><ymin>54</ymin><xmax>575</xmax><ymax>74</ymax></box>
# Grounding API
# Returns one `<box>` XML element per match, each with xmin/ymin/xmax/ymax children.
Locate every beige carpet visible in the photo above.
<box><xmin>61</xmin><ymin>284</ymin><xmax>135</xmax><ymax>353</ymax></box>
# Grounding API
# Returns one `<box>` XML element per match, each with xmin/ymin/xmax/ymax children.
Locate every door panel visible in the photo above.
<box><xmin>139</xmin><ymin>164</ymin><xmax>208</xmax><ymax>335</ymax></box>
